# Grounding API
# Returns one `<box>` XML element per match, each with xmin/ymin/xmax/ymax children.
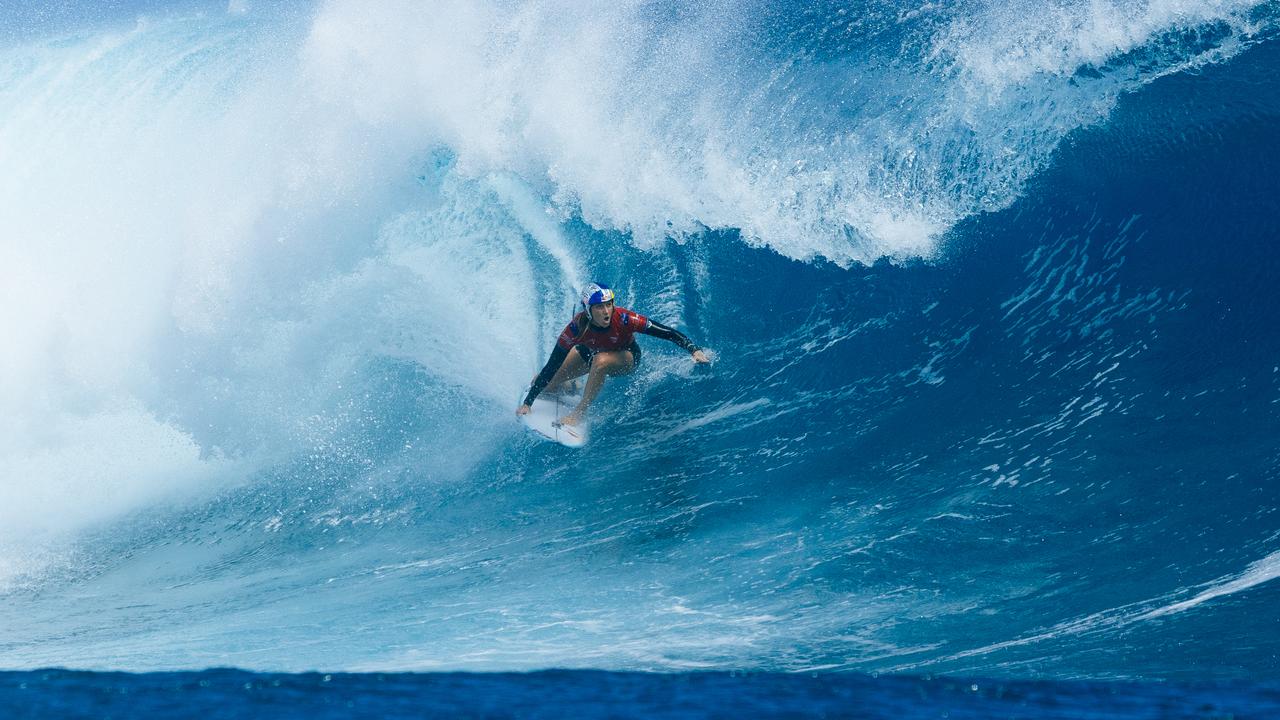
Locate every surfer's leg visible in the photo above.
<box><xmin>545</xmin><ymin>345</ymin><xmax>590</xmax><ymax>394</ymax></box>
<box><xmin>558</xmin><ymin>350</ymin><xmax>633</xmax><ymax>426</ymax></box>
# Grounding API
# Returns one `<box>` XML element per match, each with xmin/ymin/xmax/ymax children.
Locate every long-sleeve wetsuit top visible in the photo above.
<box><xmin>522</xmin><ymin>306</ymin><xmax>700</xmax><ymax>406</ymax></box>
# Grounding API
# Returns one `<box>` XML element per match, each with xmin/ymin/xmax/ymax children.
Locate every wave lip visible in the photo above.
<box><xmin>295</xmin><ymin>0</ymin><xmax>1276</xmax><ymax>263</ymax></box>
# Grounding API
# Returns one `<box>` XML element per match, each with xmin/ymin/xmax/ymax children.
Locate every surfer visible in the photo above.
<box><xmin>516</xmin><ymin>282</ymin><xmax>710</xmax><ymax>427</ymax></box>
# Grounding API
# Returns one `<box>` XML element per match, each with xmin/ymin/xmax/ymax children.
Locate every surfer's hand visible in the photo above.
<box><xmin>516</xmin><ymin>404</ymin><xmax>531</xmax><ymax>416</ymax></box>
<box><xmin>692</xmin><ymin>349</ymin><xmax>710</xmax><ymax>364</ymax></box>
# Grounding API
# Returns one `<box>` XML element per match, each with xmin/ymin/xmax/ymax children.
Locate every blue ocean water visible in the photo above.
<box><xmin>3</xmin><ymin>670</ymin><xmax>1279</xmax><ymax>719</ymax></box>
<box><xmin>2</xmin><ymin>0</ymin><xmax>1279</xmax><ymax>716</ymax></box>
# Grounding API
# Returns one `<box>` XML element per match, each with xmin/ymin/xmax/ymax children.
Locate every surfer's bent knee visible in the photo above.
<box><xmin>574</xmin><ymin>346</ymin><xmax>636</xmax><ymax>376</ymax></box>
<box><xmin>602</xmin><ymin>350</ymin><xmax>635</xmax><ymax>376</ymax></box>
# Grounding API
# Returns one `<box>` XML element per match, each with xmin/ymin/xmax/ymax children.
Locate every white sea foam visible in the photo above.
<box><xmin>0</xmin><ymin>14</ymin><xmax>561</xmax><ymax>581</ymax></box>
<box><xmin>945</xmin><ymin>0</ymin><xmax>1268</xmax><ymax>93</ymax></box>
<box><xmin>0</xmin><ymin>402</ymin><xmax>240</xmax><ymax>591</ymax></box>
<box><xmin>296</xmin><ymin>0</ymin><xmax>1271</xmax><ymax>264</ymax></box>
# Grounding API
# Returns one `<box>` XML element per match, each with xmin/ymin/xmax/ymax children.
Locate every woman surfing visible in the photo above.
<box><xmin>516</xmin><ymin>282</ymin><xmax>710</xmax><ymax>428</ymax></box>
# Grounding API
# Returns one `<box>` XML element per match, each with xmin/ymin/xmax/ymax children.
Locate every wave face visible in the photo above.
<box><xmin>2</xmin><ymin>0</ymin><xmax>1279</xmax><ymax>679</ymax></box>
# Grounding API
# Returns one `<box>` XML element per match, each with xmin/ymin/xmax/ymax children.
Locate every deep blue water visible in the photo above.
<box><xmin>3</xmin><ymin>670</ymin><xmax>1278</xmax><ymax>719</ymax></box>
<box><xmin>2</xmin><ymin>0</ymin><xmax>1279</xmax><ymax>716</ymax></box>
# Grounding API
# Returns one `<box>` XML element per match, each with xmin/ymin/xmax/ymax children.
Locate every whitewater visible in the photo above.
<box><xmin>2</xmin><ymin>0</ymin><xmax>1279</xmax><ymax>685</ymax></box>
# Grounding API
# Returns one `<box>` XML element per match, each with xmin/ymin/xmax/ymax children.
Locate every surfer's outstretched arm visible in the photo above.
<box><xmin>640</xmin><ymin>320</ymin><xmax>711</xmax><ymax>363</ymax></box>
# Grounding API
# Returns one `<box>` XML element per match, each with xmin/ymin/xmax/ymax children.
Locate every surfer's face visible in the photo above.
<box><xmin>589</xmin><ymin>300</ymin><xmax>614</xmax><ymax>326</ymax></box>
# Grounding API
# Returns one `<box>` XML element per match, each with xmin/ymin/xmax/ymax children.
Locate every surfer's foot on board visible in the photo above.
<box><xmin>553</xmin><ymin>411</ymin><xmax>582</xmax><ymax>428</ymax></box>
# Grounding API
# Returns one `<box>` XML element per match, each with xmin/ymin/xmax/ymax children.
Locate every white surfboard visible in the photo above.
<box><xmin>519</xmin><ymin>387</ymin><xmax>590</xmax><ymax>448</ymax></box>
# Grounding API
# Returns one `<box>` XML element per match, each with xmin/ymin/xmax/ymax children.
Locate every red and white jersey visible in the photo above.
<box><xmin>556</xmin><ymin>307</ymin><xmax>651</xmax><ymax>353</ymax></box>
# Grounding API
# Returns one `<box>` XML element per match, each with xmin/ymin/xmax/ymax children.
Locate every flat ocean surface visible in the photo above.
<box><xmin>4</xmin><ymin>670</ymin><xmax>1279</xmax><ymax>719</ymax></box>
<box><xmin>2</xmin><ymin>0</ymin><xmax>1278</xmax><ymax>717</ymax></box>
